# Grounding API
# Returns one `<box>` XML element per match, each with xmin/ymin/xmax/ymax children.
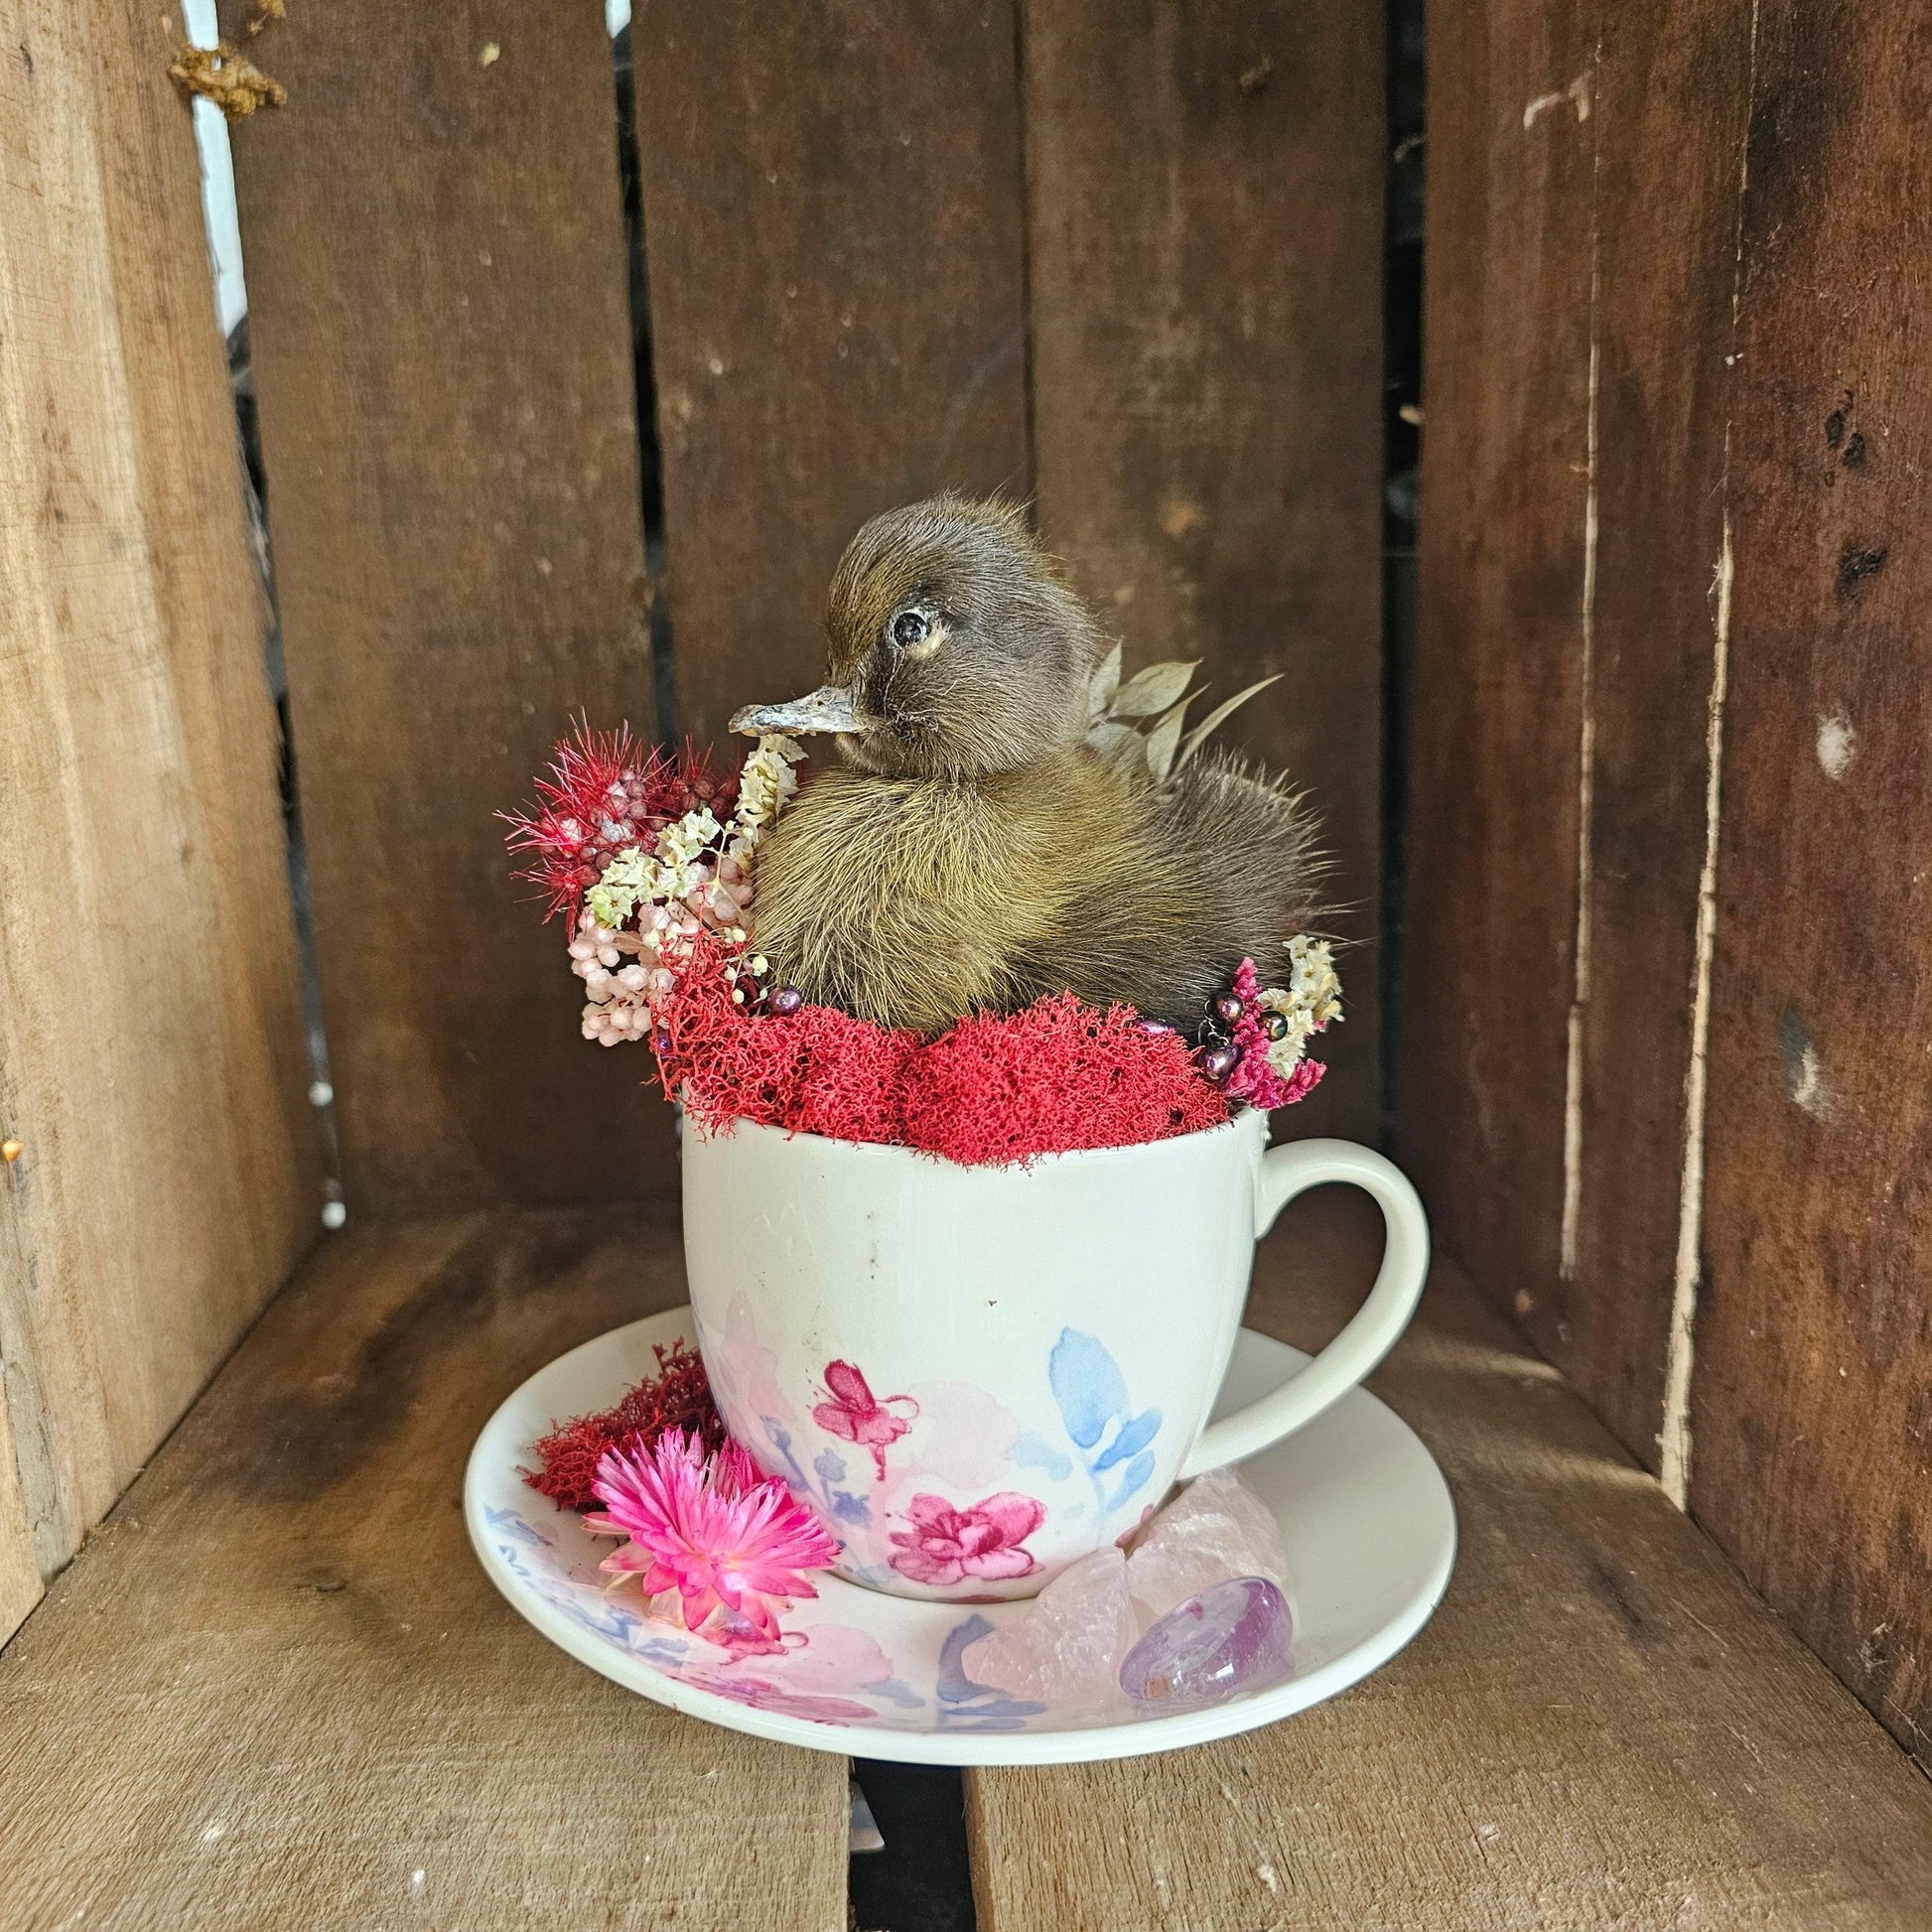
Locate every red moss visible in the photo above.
<box><xmin>521</xmin><ymin>1338</ymin><xmax>725</xmax><ymax>1511</ymax></box>
<box><xmin>650</xmin><ymin>934</ymin><xmax>917</xmax><ymax>1142</ymax></box>
<box><xmin>902</xmin><ymin>996</ymin><xmax>1230</xmax><ymax>1165</ymax></box>
<box><xmin>653</xmin><ymin>942</ymin><xmax>1233</xmax><ymax>1164</ymax></box>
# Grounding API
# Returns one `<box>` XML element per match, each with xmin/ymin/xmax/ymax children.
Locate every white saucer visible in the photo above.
<box><xmin>465</xmin><ymin>1306</ymin><xmax>1456</xmax><ymax>1766</ymax></box>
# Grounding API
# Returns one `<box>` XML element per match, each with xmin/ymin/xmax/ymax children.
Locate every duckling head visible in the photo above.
<box><xmin>731</xmin><ymin>494</ymin><xmax>1102</xmax><ymax>778</ymax></box>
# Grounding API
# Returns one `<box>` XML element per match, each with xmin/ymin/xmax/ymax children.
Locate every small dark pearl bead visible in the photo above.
<box><xmin>1131</xmin><ymin>1017</ymin><xmax>1174</xmax><ymax>1035</ymax></box>
<box><xmin>1213</xmin><ymin>993</ymin><xmax>1245</xmax><ymax>1026</ymax></box>
<box><xmin>652</xmin><ymin>1028</ymin><xmax>673</xmax><ymax>1054</ymax></box>
<box><xmin>1263</xmin><ymin>1010</ymin><xmax>1290</xmax><ymax>1041</ymax></box>
<box><xmin>768</xmin><ymin>986</ymin><xmax>804</xmax><ymax>1016</ymax></box>
<box><xmin>1201</xmin><ymin>1042</ymin><xmax>1239</xmax><ymax>1081</ymax></box>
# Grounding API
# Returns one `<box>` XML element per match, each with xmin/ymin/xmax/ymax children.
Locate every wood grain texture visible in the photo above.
<box><xmin>629</xmin><ymin>0</ymin><xmax>1031</xmax><ymax>749</ymax></box>
<box><xmin>1399</xmin><ymin>0</ymin><xmax>1594</xmax><ymax>1324</ymax></box>
<box><xmin>0</xmin><ymin>0</ymin><xmax>316</xmax><ymax>1617</ymax></box>
<box><xmin>0</xmin><ymin>1390</ymin><xmax>39</xmax><ymax>1647</ymax></box>
<box><xmin>1549</xmin><ymin>0</ymin><xmax>1753</xmax><ymax>1466</ymax></box>
<box><xmin>968</xmin><ymin>1194</ymin><xmax>1932</xmax><ymax>1930</ymax></box>
<box><xmin>216</xmin><ymin>0</ymin><xmax>673</xmax><ymax>1214</ymax></box>
<box><xmin>1692</xmin><ymin>0</ymin><xmax>1932</xmax><ymax>1768</ymax></box>
<box><xmin>1401</xmin><ymin>0</ymin><xmax>1760</xmax><ymax>1467</ymax></box>
<box><xmin>0</xmin><ymin>1208</ymin><xmax>848</xmax><ymax>1929</ymax></box>
<box><xmin>1024</xmin><ymin>0</ymin><xmax>1386</xmax><ymax>1139</ymax></box>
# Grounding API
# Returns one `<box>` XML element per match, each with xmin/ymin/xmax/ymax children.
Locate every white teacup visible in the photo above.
<box><xmin>683</xmin><ymin>1108</ymin><xmax>1429</xmax><ymax>1601</ymax></box>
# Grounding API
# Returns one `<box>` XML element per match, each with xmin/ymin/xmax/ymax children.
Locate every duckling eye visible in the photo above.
<box><xmin>892</xmin><ymin>609</ymin><xmax>929</xmax><ymax>649</ymax></box>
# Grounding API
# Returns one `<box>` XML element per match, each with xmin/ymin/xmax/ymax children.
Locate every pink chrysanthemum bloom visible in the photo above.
<box><xmin>585</xmin><ymin>1430</ymin><xmax>839</xmax><ymax>1642</ymax></box>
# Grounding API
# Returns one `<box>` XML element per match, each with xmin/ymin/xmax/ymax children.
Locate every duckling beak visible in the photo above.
<box><xmin>729</xmin><ymin>685</ymin><xmax>865</xmax><ymax>737</ymax></box>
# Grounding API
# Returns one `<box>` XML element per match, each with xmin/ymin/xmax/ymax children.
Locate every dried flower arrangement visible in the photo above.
<box><xmin>503</xmin><ymin>712</ymin><xmax>1340</xmax><ymax>1163</ymax></box>
<box><xmin>524</xmin><ymin>1348</ymin><xmax>834</xmax><ymax>1654</ymax></box>
<box><xmin>504</xmin><ymin>697</ymin><xmax>1340</xmax><ymax>1662</ymax></box>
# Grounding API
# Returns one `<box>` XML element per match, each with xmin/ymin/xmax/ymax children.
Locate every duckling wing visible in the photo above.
<box><xmin>1016</xmin><ymin>749</ymin><xmax>1325</xmax><ymax>1031</ymax></box>
<box><xmin>1157</xmin><ymin>744</ymin><xmax>1325</xmax><ymax>980</ymax></box>
<box><xmin>751</xmin><ymin>770</ymin><xmax>1059</xmax><ymax>1035</ymax></box>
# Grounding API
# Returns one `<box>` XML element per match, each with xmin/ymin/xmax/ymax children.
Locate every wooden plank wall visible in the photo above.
<box><xmin>215</xmin><ymin>0</ymin><xmax>671</xmax><ymax>1216</ymax></box>
<box><xmin>1025</xmin><ymin>0</ymin><xmax>1386</xmax><ymax>1138</ymax></box>
<box><xmin>0</xmin><ymin>0</ymin><xmax>317</xmax><ymax>1642</ymax></box>
<box><xmin>1405</xmin><ymin>0</ymin><xmax>1932</xmax><ymax>1765</ymax></box>
<box><xmin>628</xmin><ymin>0</ymin><xmax>1032</xmax><ymax>752</ymax></box>
<box><xmin>200</xmin><ymin>0</ymin><xmax>1385</xmax><ymax>1219</ymax></box>
<box><xmin>1695</xmin><ymin>0</ymin><xmax>1932</xmax><ymax>1772</ymax></box>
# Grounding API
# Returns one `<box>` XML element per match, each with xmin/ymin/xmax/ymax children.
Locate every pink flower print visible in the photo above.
<box><xmin>811</xmin><ymin>1360</ymin><xmax>919</xmax><ymax>1479</ymax></box>
<box><xmin>888</xmin><ymin>1492</ymin><xmax>1044</xmax><ymax>1587</ymax></box>
<box><xmin>678</xmin><ymin>1671</ymin><xmax>877</xmax><ymax>1725</ymax></box>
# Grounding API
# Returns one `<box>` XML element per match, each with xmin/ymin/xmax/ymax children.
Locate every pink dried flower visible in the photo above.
<box><xmin>1224</xmin><ymin>956</ymin><xmax>1326</xmax><ymax>1111</ymax></box>
<box><xmin>501</xmin><ymin>724</ymin><xmax>732</xmax><ymax>921</ymax></box>
<box><xmin>888</xmin><ymin>1491</ymin><xmax>1044</xmax><ymax>1587</ymax></box>
<box><xmin>586</xmin><ymin>1430</ymin><xmax>839</xmax><ymax>1642</ymax></box>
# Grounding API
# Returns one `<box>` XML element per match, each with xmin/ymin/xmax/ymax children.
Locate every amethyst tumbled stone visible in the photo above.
<box><xmin>1117</xmin><ymin>1576</ymin><xmax>1293</xmax><ymax>1709</ymax></box>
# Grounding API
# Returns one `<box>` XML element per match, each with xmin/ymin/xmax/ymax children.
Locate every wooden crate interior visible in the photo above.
<box><xmin>1</xmin><ymin>0</ymin><xmax>1927</xmax><ymax>1923</ymax></box>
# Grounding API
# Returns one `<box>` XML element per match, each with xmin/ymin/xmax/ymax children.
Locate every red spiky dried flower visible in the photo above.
<box><xmin>501</xmin><ymin>722</ymin><xmax>737</xmax><ymax>921</ymax></box>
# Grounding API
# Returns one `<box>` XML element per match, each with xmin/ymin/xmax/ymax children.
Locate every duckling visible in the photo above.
<box><xmin>731</xmin><ymin>495</ymin><xmax>1321</xmax><ymax>1035</ymax></box>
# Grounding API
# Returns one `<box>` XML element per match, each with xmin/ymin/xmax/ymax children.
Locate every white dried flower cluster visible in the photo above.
<box><xmin>1259</xmin><ymin>935</ymin><xmax>1343</xmax><ymax>1075</ymax></box>
<box><xmin>586</xmin><ymin>806</ymin><xmax>722</xmax><ymax>928</ymax></box>
<box><xmin>727</xmin><ymin>733</ymin><xmax>801</xmax><ymax>868</ymax></box>
<box><xmin>570</xmin><ymin>736</ymin><xmax>804</xmax><ymax>1046</ymax></box>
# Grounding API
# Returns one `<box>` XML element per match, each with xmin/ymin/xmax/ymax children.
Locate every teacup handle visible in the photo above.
<box><xmin>1178</xmin><ymin>1138</ymin><xmax>1431</xmax><ymax>1478</ymax></box>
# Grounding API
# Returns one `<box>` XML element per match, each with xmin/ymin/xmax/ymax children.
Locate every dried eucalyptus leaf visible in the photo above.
<box><xmin>1109</xmin><ymin>660</ymin><xmax>1198</xmax><ymax>719</ymax></box>
<box><xmin>1175</xmin><ymin>674</ymin><xmax>1283</xmax><ymax>768</ymax></box>
<box><xmin>1144</xmin><ymin>697</ymin><xmax>1192</xmax><ymax>781</ymax></box>
<box><xmin>1088</xmin><ymin>641</ymin><xmax>1124</xmax><ymax>721</ymax></box>
<box><xmin>1087</xmin><ymin>718</ymin><xmax>1144</xmax><ymax>768</ymax></box>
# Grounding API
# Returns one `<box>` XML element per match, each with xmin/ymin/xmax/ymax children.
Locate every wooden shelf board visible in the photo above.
<box><xmin>0</xmin><ymin>1207</ymin><xmax>845</xmax><ymax>1931</ymax></box>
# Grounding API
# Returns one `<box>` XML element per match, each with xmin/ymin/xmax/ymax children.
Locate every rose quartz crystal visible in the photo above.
<box><xmin>959</xmin><ymin>1548</ymin><xmax>1138</xmax><ymax>1708</ymax></box>
<box><xmin>1124</xmin><ymin>1466</ymin><xmax>1291</xmax><ymax>1622</ymax></box>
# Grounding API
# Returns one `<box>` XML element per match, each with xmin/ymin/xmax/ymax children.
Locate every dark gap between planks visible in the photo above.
<box><xmin>613</xmin><ymin>23</ymin><xmax>680</xmax><ymax>747</ymax></box>
<box><xmin>850</xmin><ymin>1761</ymin><xmax>978</xmax><ymax>1932</ymax></box>
<box><xmin>226</xmin><ymin>316</ymin><xmax>345</xmax><ymax>1223</ymax></box>
<box><xmin>1379</xmin><ymin>0</ymin><xmax>1425</xmax><ymax>1143</ymax></box>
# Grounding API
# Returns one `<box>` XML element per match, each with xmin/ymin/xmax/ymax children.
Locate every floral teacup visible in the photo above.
<box><xmin>683</xmin><ymin>1110</ymin><xmax>1429</xmax><ymax>1601</ymax></box>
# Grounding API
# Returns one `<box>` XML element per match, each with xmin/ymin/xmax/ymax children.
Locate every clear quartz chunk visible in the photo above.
<box><xmin>1124</xmin><ymin>1464</ymin><xmax>1292</xmax><ymax>1621</ymax></box>
<box><xmin>959</xmin><ymin>1548</ymin><xmax>1138</xmax><ymax>1709</ymax></box>
<box><xmin>1117</xmin><ymin>1575</ymin><xmax>1294</xmax><ymax>1709</ymax></box>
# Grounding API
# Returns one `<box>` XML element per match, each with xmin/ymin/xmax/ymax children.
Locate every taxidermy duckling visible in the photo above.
<box><xmin>731</xmin><ymin>495</ymin><xmax>1321</xmax><ymax>1035</ymax></box>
